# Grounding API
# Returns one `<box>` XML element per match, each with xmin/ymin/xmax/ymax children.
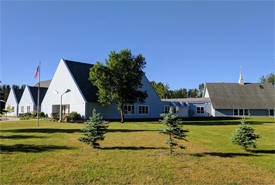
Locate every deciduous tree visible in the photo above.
<box><xmin>89</xmin><ymin>49</ymin><xmax>147</xmax><ymax>123</ymax></box>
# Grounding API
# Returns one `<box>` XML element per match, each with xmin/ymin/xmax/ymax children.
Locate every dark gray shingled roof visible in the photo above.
<box><xmin>29</xmin><ymin>86</ymin><xmax>48</xmax><ymax>105</ymax></box>
<box><xmin>64</xmin><ymin>60</ymin><xmax>98</xmax><ymax>102</ymax></box>
<box><xmin>162</xmin><ymin>98</ymin><xmax>210</xmax><ymax>103</ymax></box>
<box><xmin>206</xmin><ymin>83</ymin><xmax>275</xmax><ymax>109</ymax></box>
<box><xmin>34</xmin><ymin>80</ymin><xmax>51</xmax><ymax>88</ymax></box>
<box><xmin>14</xmin><ymin>89</ymin><xmax>23</xmax><ymax>103</ymax></box>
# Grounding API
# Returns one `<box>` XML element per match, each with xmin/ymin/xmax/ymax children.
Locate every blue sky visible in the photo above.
<box><xmin>1</xmin><ymin>1</ymin><xmax>274</xmax><ymax>90</ymax></box>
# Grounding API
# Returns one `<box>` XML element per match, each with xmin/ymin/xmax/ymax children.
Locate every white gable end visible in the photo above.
<box><xmin>41</xmin><ymin>59</ymin><xmax>86</xmax><ymax>117</ymax></box>
<box><xmin>5</xmin><ymin>88</ymin><xmax>18</xmax><ymax>116</ymax></box>
<box><xmin>18</xmin><ymin>86</ymin><xmax>35</xmax><ymax>113</ymax></box>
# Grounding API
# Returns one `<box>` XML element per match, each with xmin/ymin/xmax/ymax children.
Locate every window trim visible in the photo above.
<box><xmin>138</xmin><ymin>105</ymin><xmax>149</xmax><ymax>115</ymax></box>
<box><xmin>196</xmin><ymin>106</ymin><xmax>204</xmax><ymax>114</ymax></box>
<box><xmin>21</xmin><ymin>106</ymin><xmax>24</xmax><ymax>113</ymax></box>
<box><xmin>233</xmin><ymin>109</ymin><xmax>250</xmax><ymax>116</ymax></box>
<box><xmin>124</xmin><ymin>105</ymin><xmax>135</xmax><ymax>115</ymax></box>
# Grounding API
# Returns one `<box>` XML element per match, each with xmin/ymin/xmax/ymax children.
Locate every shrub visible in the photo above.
<box><xmin>78</xmin><ymin>109</ymin><xmax>108</xmax><ymax>148</ymax></box>
<box><xmin>231</xmin><ymin>118</ymin><xmax>260</xmax><ymax>151</ymax></box>
<box><xmin>66</xmin><ymin>112</ymin><xmax>82</xmax><ymax>122</ymax></box>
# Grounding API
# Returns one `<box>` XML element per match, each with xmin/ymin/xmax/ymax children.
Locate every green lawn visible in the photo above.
<box><xmin>0</xmin><ymin>117</ymin><xmax>274</xmax><ymax>185</ymax></box>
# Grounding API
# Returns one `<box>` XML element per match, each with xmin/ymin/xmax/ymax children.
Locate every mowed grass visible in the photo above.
<box><xmin>0</xmin><ymin>117</ymin><xmax>274</xmax><ymax>185</ymax></box>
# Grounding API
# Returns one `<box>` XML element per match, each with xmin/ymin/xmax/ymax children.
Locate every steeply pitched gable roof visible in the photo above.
<box><xmin>34</xmin><ymin>80</ymin><xmax>51</xmax><ymax>88</ymax></box>
<box><xmin>206</xmin><ymin>83</ymin><xmax>275</xmax><ymax>109</ymax></box>
<box><xmin>28</xmin><ymin>86</ymin><xmax>48</xmax><ymax>105</ymax></box>
<box><xmin>63</xmin><ymin>60</ymin><xmax>98</xmax><ymax>102</ymax></box>
<box><xmin>13</xmin><ymin>88</ymin><xmax>24</xmax><ymax>103</ymax></box>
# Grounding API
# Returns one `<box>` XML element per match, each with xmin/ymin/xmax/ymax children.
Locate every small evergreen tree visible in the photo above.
<box><xmin>231</xmin><ymin>118</ymin><xmax>260</xmax><ymax>151</ymax></box>
<box><xmin>78</xmin><ymin>109</ymin><xmax>108</xmax><ymax>148</ymax></box>
<box><xmin>160</xmin><ymin>108</ymin><xmax>187</xmax><ymax>155</ymax></box>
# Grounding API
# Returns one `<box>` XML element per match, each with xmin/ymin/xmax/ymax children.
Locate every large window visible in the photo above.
<box><xmin>21</xmin><ymin>106</ymin><xmax>24</xmax><ymax>113</ymax></box>
<box><xmin>233</xmin><ymin>109</ymin><xmax>249</xmax><ymax>116</ymax></box>
<box><xmin>197</xmin><ymin>107</ymin><xmax>204</xmax><ymax>114</ymax></box>
<box><xmin>27</xmin><ymin>106</ymin><xmax>31</xmax><ymax>113</ymax></box>
<box><xmin>239</xmin><ymin>109</ymin><xmax>244</xmax><ymax>116</ymax></box>
<box><xmin>11</xmin><ymin>106</ymin><xmax>14</xmax><ymax>112</ymax></box>
<box><xmin>124</xmin><ymin>105</ymin><xmax>135</xmax><ymax>114</ymax></box>
<box><xmin>270</xmin><ymin>109</ymin><xmax>274</xmax><ymax>116</ymax></box>
<box><xmin>138</xmin><ymin>105</ymin><xmax>149</xmax><ymax>114</ymax></box>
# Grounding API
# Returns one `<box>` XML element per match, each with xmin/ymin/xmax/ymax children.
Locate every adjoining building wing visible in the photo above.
<box><xmin>19</xmin><ymin>86</ymin><xmax>48</xmax><ymax>114</ymax></box>
<box><xmin>205</xmin><ymin>83</ymin><xmax>275</xmax><ymax>117</ymax></box>
<box><xmin>162</xmin><ymin>98</ymin><xmax>211</xmax><ymax>117</ymax></box>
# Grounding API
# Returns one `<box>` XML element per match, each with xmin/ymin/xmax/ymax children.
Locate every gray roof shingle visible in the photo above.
<box><xmin>206</xmin><ymin>83</ymin><xmax>275</xmax><ymax>109</ymax></box>
<box><xmin>64</xmin><ymin>60</ymin><xmax>98</xmax><ymax>102</ymax></box>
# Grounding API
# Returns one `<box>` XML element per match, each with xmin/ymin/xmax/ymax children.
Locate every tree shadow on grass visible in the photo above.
<box><xmin>107</xmin><ymin>129</ymin><xmax>189</xmax><ymax>133</ymax></box>
<box><xmin>179</xmin><ymin>121</ymin><xmax>271</xmax><ymax>126</ymax></box>
<box><xmin>0</xmin><ymin>128</ymin><xmax>81</xmax><ymax>134</ymax></box>
<box><xmin>0</xmin><ymin>144</ymin><xmax>74</xmax><ymax>153</ymax></box>
<box><xmin>107</xmin><ymin>129</ymin><xmax>162</xmax><ymax>133</ymax></box>
<box><xmin>190</xmin><ymin>152</ymin><xmax>259</xmax><ymax>158</ymax></box>
<box><xmin>248</xmin><ymin>149</ymin><xmax>275</xmax><ymax>154</ymax></box>
<box><xmin>100</xmin><ymin>146</ymin><xmax>167</xmax><ymax>150</ymax></box>
<box><xmin>0</xmin><ymin>135</ymin><xmax>47</xmax><ymax>139</ymax></box>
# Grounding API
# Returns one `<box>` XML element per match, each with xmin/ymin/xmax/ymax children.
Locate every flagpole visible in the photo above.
<box><xmin>37</xmin><ymin>61</ymin><xmax>40</xmax><ymax>127</ymax></box>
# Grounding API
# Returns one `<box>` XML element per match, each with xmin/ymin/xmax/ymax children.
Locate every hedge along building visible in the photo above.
<box><xmin>18</xmin><ymin>86</ymin><xmax>48</xmax><ymax>114</ymax></box>
<box><xmin>204</xmin><ymin>72</ymin><xmax>275</xmax><ymax>117</ymax></box>
<box><xmin>5</xmin><ymin>87</ymin><xmax>23</xmax><ymax>116</ymax></box>
<box><xmin>41</xmin><ymin>59</ymin><xmax>165</xmax><ymax>119</ymax></box>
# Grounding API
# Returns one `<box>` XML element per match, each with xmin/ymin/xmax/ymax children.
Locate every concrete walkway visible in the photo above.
<box><xmin>0</xmin><ymin>117</ymin><xmax>20</xmax><ymax>122</ymax></box>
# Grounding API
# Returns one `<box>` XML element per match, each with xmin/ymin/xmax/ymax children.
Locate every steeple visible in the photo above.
<box><xmin>238</xmin><ymin>65</ymin><xmax>244</xmax><ymax>85</ymax></box>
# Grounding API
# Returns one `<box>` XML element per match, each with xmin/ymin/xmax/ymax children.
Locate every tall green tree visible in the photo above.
<box><xmin>260</xmin><ymin>73</ymin><xmax>275</xmax><ymax>85</ymax></box>
<box><xmin>160</xmin><ymin>108</ymin><xmax>187</xmax><ymax>155</ymax></box>
<box><xmin>150</xmin><ymin>81</ymin><xmax>170</xmax><ymax>99</ymax></box>
<box><xmin>198</xmin><ymin>83</ymin><xmax>205</xmax><ymax>97</ymax></box>
<box><xmin>78</xmin><ymin>109</ymin><xmax>108</xmax><ymax>148</ymax></box>
<box><xmin>89</xmin><ymin>49</ymin><xmax>147</xmax><ymax>123</ymax></box>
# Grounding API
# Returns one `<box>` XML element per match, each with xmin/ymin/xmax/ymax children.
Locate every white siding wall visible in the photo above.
<box><xmin>18</xmin><ymin>86</ymin><xmax>35</xmax><ymax>114</ymax></box>
<box><xmin>41</xmin><ymin>59</ymin><xmax>86</xmax><ymax>117</ymax></box>
<box><xmin>5</xmin><ymin>88</ymin><xmax>18</xmax><ymax>116</ymax></box>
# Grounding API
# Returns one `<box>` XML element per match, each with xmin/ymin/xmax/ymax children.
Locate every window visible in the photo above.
<box><xmin>27</xmin><ymin>106</ymin><xmax>31</xmax><ymax>113</ymax></box>
<box><xmin>138</xmin><ymin>105</ymin><xmax>148</xmax><ymax>114</ymax></box>
<box><xmin>11</xmin><ymin>106</ymin><xmax>14</xmax><ymax>112</ymax></box>
<box><xmin>164</xmin><ymin>106</ymin><xmax>170</xmax><ymax>113</ymax></box>
<box><xmin>200</xmin><ymin>107</ymin><xmax>204</xmax><ymax>114</ymax></box>
<box><xmin>124</xmin><ymin>105</ymin><xmax>135</xmax><ymax>114</ymax></box>
<box><xmin>270</xmin><ymin>109</ymin><xmax>274</xmax><ymax>116</ymax></box>
<box><xmin>197</xmin><ymin>107</ymin><xmax>204</xmax><ymax>114</ymax></box>
<box><xmin>233</xmin><ymin>109</ymin><xmax>238</xmax><ymax>116</ymax></box>
<box><xmin>244</xmin><ymin>109</ymin><xmax>249</xmax><ymax>116</ymax></box>
<box><xmin>21</xmin><ymin>106</ymin><xmax>24</xmax><ymax>113</ymax></box>
<box><xmin>239</xmin><ymin>109</ymin><xmax>244</xmax><ymax>116</ymax></box>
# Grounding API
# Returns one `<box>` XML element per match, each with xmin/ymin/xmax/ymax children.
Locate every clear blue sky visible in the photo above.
<box><xmin>1</xmin><ymin>1</ymin><xmax>274</xmax><ymax>90</ymax></box>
